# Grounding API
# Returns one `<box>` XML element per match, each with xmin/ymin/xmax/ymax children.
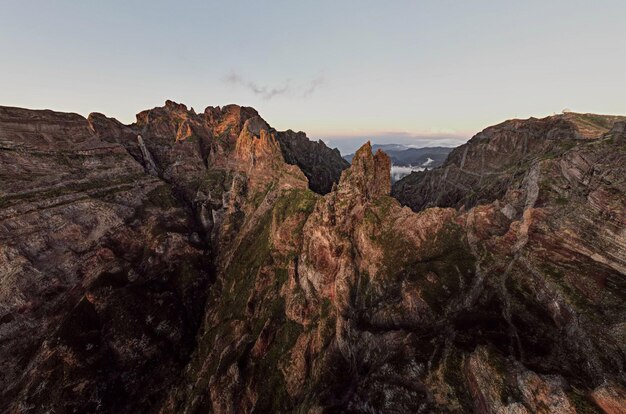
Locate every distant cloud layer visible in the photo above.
<box><xmin>224</xmin><ymin>72</ymin><xmax>325</xmax><ymax>100</ymax></box>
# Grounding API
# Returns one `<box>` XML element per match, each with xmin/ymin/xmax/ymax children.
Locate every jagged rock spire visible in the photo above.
<box><xmin>338</xmin><ymin>141</ymin><xmax>391</xmax><ymax>199</ymax></box>
<box><xmin>234</xmin><ymin>116</ymin><xmax>282</xmax><ymax>166</ymax></box>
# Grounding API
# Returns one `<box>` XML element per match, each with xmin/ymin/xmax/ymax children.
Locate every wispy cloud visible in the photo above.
<box><xmin>224</xmin><ymin>71</ymin><xmax>325</xmax><ymax>100</ymax></box>
<box><xmin>302</xmin><ymin>75</ymin><xmax>325</xmax><ymax>98</ymax></box>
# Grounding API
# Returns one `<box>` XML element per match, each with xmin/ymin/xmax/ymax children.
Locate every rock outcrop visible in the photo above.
<box><xmin>393</xmin><ymin>112</ymin><xmax>626</xmax><ymax>212</ymax></box>
<box><xmin>0</xmin><ymin>101</ymin><xmax>343</xmax><ymax>413</ymax></box>
<box><xmin>0</xmin><ymin>105</ymin><xmax>211</xmax><ymax>412</ymax></box>
<box><xmin>164</xmin><ymin>120</ymin><xmax>626</xmax><ymax>413</ymax></box>
<box><xmin>1</xmin><ymin>103</ymin><xmax>625</xmax><ymax>413</ymax></box>
<box><xmin>275</xmin><ymin>129</ymin><xmax>349</xmax><ymax>194</ymax></box>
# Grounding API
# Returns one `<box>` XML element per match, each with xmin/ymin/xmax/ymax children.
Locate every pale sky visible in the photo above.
<box><xmin>2</xmin><ymin>1</ymin><xmax>626</xmax><ymax>153</ymax></box>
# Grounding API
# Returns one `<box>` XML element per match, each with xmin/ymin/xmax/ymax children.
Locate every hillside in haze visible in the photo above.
<box><xmin>1</xmin><ymin>102</ymin><xmax>625</xmax><ymax>413</ymax></box>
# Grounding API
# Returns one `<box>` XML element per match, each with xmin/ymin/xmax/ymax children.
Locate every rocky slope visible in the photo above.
<box><xmin>0</xmin><ymin>101</ymin><xmax>344</xmax><ymax>413</ymax></box>
<box><xmin>1</xmin><ymin>104</ymin><xmax>625</xmax><ymax>413</ymax></box>
<box><xmin>0</xmin><ymin>104</ymin><xmax>212</xmax><ymax>412</ymax></box>
<box><xmin>276</xmin><ymin>130</ymin><xmax>349</xmax><ymax>194</ymax></box>
<box><xmin>392</xmin><ymin>112</ymin><xmax>626</xmax><ymax>211</ymax></box>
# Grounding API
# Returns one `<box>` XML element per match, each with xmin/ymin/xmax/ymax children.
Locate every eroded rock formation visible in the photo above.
<box><xmin>393</xmin><ymin>112</ymin><xmax>626</xmax><ymax>211</ymax></box>
<box><xmin>1</xmin><ymin>104</ymin><xmax>625</xmax><ymax>413</ymax></box>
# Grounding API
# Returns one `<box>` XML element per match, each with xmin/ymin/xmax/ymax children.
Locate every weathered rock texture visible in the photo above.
<box><xmin>0</xmin><ymin>101</ymin><xmax>343</xmax><ymax>413</ymax></box>
<box><xmin>0</xmin><ymin>104</ymin><xmax>212</xmax><ymax>412</ymax></box>
<box><xmin>393</xmin><ymin>112</ymin><xmax>626</xmax><ymax>211</ymax></box>
<box><xmin>275</xmin><ymin>129</ymin><xmax>349</xmax><ymax>194</ymax></box>
<box><xmin>1</xmin><ymin>104</ymin><xmax>625</xmax><ymax>413</ymax></box>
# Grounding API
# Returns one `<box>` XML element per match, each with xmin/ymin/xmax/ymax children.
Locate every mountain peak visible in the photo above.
<box><xmin>164</xmin><ymin>99</ymin><xmax>188</xmax><ymax>112</ymax></box>
<box><xmin>235</xmin><ymin>116</ymin><xmax>281</xmax><ymax>166</ymax></box>
<box><xmin>338</xmin><ymin>141</ymin><xmax>391</xmax><ymax>199</ymax></box>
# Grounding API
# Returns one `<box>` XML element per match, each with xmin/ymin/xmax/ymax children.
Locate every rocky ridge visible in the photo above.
<box><xmin>165</xmin><ymin>116</ymin><xmax>626</xmax><ymax>413</ymax></box>
<box><xmin>276</xmin><ymin>129</ymin><xmax>350</xmax><ymax>194</ymax></box>
<box><xmin>0</xmin><ymin>104</ymin><xmax>625</xmax><ymax>413</ymax></box>
<box><xmin>0</xmin><ymin>101</ymin><xmax>344</xmax><ymax>413</ymax></box>
<box><xmin>392</xmin><ymin>112</ymin><xmax>626</xmax><ymax>212</ymax></box>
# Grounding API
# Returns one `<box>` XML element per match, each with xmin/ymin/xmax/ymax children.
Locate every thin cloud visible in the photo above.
<box><xmin>224</xmin><ymin>71</ymin><xmax>325</xmax><ymax>100</ymax></box>
<box><xmin>302</xmin><ymin>75</ymin><xmax>325</xmax><ymax>98</ymax></box>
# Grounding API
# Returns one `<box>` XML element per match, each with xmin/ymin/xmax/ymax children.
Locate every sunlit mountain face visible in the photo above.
<box><xmin>2</xmin><ymin>0</ymin><xmax>626</xmax><ymax>411</ymax></box>
<box><xmin>2</xmin><ymin>102</ymin><xmax>626</xmax><ymax>413</ymax></box>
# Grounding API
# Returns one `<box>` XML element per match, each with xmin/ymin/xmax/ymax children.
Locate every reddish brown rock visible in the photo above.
<box><xmin>393</xmin><ymin>112</ymin><xmax>626</xmax><ymax>212</ymax></box>
<box><xmin>592</xmin><ymin>383</ymin><xmax>626</xmax><ymax>414</ymax></box>
<box><xmin>1</xmin><ymin>104</ymin><xmax>625</xmax><ymax>413</ymax></box>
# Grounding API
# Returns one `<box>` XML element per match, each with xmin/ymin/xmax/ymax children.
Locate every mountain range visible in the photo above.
<box><xmin>1</xmin><ymin>102</ymin><xmax>625</xmax><ymax>413</ymax></box>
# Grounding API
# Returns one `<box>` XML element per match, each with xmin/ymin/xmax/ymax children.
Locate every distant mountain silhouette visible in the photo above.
<box><xmin>343</xmin><ymin>144</ymin><xmax>453</xmax><ymax>168</ymax></box>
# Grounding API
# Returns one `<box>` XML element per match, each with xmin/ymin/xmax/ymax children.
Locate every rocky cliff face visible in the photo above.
<box><xmin>392</xmin><ymin>112</ymin><xmax>626</xmax><ymax>211</ymax></box>
<box><xmin>275</xmin><ymin>130</ymin><xmax>349</xmax><ymax>194</ymax></box>
<box><xmin>0</xmin><ymin>101</ymin><xmax>343</xmax><ymax>413</ymax></box>
<box><xmin>1</xmin><ymin>104</ymin><xmax>625</xmax><ymax>413</ymax></box>
<box><xmin>0</xmin><ymin>104</ymin><xmax>212</xmax><ymax>412</ymax></box>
